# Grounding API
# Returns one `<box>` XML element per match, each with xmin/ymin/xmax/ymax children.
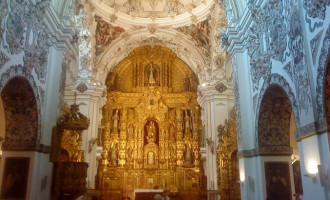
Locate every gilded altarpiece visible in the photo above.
<box><xmin>96</xmin><ymin>46</ymin><xmax>203</xmax><ymax>192</ymax></box>
<box><xmin>217</xmin><ymin>109</ymin><xmax>240</xmax><ymax>200</ymax></box>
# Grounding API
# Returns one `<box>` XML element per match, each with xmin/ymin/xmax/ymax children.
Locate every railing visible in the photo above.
<box><xmin>83</xmin><ymin>189</ymin><xmax>219</xmax><ymax>200</ymax></box>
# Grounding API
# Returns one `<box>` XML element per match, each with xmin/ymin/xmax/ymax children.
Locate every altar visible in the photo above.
<box><xmin>134</xmin><ymin>189</ymin><xmax>164</xmax><ymax>200</ymax></box>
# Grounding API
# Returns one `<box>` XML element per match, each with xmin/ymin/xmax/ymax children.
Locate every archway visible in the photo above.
<box><xmin>258</xmin><ymin>85</ymin><xmax>302</xmax><ymax>200</ymax></box>
<box><xmin>0</xmin><ymin>77</ymin><xmax>38</xmax><ymax>150</ymax></box>
<box><xmin>0</xmin><ymin>77</ymin><xmax>38</xmax><ymax>199</ymax></box>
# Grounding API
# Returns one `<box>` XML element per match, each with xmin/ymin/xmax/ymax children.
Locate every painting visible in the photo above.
<box><xmin>265</xmin><ymin>162</ymin><xmax>291</xmax><ymax>200</ymax></box>
<box><xmin>1</xmin><ymin>157</ymin><xmax>30</xmax><ymax>199</ymax></box>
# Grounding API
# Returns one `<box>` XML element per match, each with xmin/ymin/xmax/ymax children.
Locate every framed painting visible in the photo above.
<box><xmin>1</xmin><ymin>157</ymin><xmax>30</xmax><ymax>200</ymax></box>
<box><xmin>265</xmin><ymin>161</ymin><xmax>291</xmax><ymax>200</ymax></box>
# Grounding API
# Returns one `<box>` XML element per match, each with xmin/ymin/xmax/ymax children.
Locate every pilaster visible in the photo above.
<box><xmin>197</xmin><ymin>83</ymin><xmax>234</xmax><ymax>190</ymax></box>
<box><xmin>64</xmin><ymin>85</ymin><xmax>106</xmax><ymax>188</ymax></box>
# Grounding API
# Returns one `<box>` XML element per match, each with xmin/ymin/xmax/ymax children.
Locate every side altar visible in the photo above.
<box><xmin>95</xmin><ymin>46</ymin><xmax>204</xmax><ymax>193</ymax></box>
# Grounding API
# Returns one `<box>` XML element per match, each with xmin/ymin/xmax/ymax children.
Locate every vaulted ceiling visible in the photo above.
<box><xmin>53</xmin><ymin>0</ymin><xmax>231</xmax><ymax>85</ymax></box>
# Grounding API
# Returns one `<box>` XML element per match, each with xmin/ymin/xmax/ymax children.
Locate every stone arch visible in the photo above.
<box><xmin>0</xmin><ymin>65</ymin><xmax>41</xmax><ymax>149</ymax></box>
<box><xmin>0</xmin><ymin>76</ymin><xmax>38</xmax><ymax>150</ymax></box>
<box><xmin>257</xmin><ymin>85</ymin><xmax>292</xmax><ymax>151</ymax></box>
<box><xmin>97</xmin><ymin>29</ymin><xmax>209</xmax><ymax>85</ymax></box>
<box><xmin>257</xmin><ymin>83</ymin><xmax>303</xmax><ymax>199</ymax></box>
<box><xmin>255</xmin><ymin>73</ymin><xmax>300</xmax><ymax>141</ymax></box>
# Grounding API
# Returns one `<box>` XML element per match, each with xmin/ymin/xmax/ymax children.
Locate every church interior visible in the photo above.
<box><xmin>0</xmin><ymin>0</ymin><xmax>329</xmax><ymax>199</ymax></box>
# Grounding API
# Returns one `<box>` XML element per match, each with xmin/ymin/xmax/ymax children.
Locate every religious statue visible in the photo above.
<box><xmin>184</xmin><ymin>142</ymin><xmax>193</xmax><ymax>166</ymax></box>
<box><xmin>147</xmin><ymin>121</ymin><xmax>156</xmax><ymax>142</ymax></box>
<box><xmin>184</xmin><ymin>110</ymin><xmax>192</xmax><ymax>134</ymax></box>
<box><xmin>110</xmin><ymin>139</ymin><xmax>118</xmax><ymax>166</ymax></box>
<box><xmin>112</xmin><ymin>110</ymin><xmax>119</xmax><ymax>132</ymax></box>
<box><xmin>127</xmin><ymin>124</ymin><xmax>134</xmax><ymax>139</ymax></box>
<box><xmin>149</xmin><ymin>65</ymin><xmax>155</xmax><ymax>84</ymax></box>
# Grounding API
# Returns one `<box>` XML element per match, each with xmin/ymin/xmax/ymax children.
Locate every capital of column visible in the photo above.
<box><xmin>64</xmin><ymin>85</ymin><xmax>107</xmax><ymax>107</ymax></box>
<box><xmin>197</xmin><ymin>82</ymin><xmax>234</xmax><ymax>106</ymax></box>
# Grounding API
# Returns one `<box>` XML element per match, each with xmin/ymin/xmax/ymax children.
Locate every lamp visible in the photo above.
<box><xmin>304</xmin><ymin>159</ymin><xmax>318</xmax><ymax>182</ymax></box>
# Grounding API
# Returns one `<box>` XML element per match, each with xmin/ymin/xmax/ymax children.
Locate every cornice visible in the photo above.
<box><xmin>44</xmin><ymin>5</ymin><xmax>78</xmax><ymax>54</ymax></box>
<box><xmin>64</xmin><ymin>86</ymin><xmax>107</xmax><ymax>106</ymax></box>
<box><xmin>197</xmin><ymin>84</ymin><xmax>234</xmax><ymax>105</ymax></box>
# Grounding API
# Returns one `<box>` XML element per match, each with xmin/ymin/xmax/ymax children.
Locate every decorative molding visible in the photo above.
<box><xmin>77</xmin><ymin>82</ymin><xmax>88</xmax><ymax>93</ymax></box>
<box><xmin>310</xmin><ymin>31</ymin><xmax>322</xmax><ymax>65</ymax></box>
<box><xmin>295</xmin><ymin>120</ymin><xmax>327</xmax><ymax>141</ymax></box>
<box><xmin>237</xmin><ymin>146</ymin><xmax>293</xmax><ymax>159</ymax></box>
<box><xmin>215</xmin><ymin>81</ymin><xmax>227</xmax><ymax>93</ymax></box>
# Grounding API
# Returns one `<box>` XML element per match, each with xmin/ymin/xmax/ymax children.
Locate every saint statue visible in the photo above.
<box><xmin>149</xmin><ymin>65</ymin><xmax>155</xmax><ymax>84</ymax></box>
<box><xmin>184</xmin><ymin>110</ymin><xmax>192</xmax><ymax>133</ymax></box>
<box><xmin>184</xmin><ymin>143</ymin><xmax>193</xmax><ymax>166</ymax></box>
<box><xmin>112</xmin><ymin>110</ymin><xmax>119</xmax><ymax>132</ymax></box>
<box><xmin>110</xmin><ymin>140</ymin><xmax>118</xmax><ymax>166</ymax></box>
<box><xmin>147</xmin><ymin>121</ymin><xmax>156</xmax><ymax>142</ymax></box>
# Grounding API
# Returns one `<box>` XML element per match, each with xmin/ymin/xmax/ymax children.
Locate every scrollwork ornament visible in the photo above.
<box><xmin>0</xmin><ymin>0</ymin><xmax>8</xmax><ymax>46</ymax></box>
<box><xmin>303</xmin><ymin>0</ymin><xmax>330</xmax><ymax>20</ymax></box>
<box><xmin>6</xmin><ymin>12</ymin><xmax>25</xmax><ymax>54</ymax></box>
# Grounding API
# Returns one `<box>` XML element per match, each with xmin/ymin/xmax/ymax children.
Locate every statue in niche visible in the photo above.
<box><xmin>184</xmin><ymin>110</ymin><xmax>192</xmax><ymax>134</ymax></box>
<box><xmin>149</xmin><ymin>65</ymin><xmax>156</xmax><ymax>84</ymax></box>
<box><xmin>147</xmin><ymin>152</ymin><xmax>155</xmax><ymax>165</ymax></box>
<box><xmin>127</xmin><ymin>144</ymin><xmax>134</xmax><ymax>160</ymax></box>
<box><xmin>127</xmin><ymin>124</ymin><xmax>134</xmax><ymax>139</ymax></box>
<box><xmin>110</xmin><ymin>140</ymin><xmax>118</xmax><ymax>166</ymax></box>
<box><xmin>184</xmin><ymin>142</ymin><xmax>193</xmax><ymax>166</ymax></box>
<box><xmin>112</xmin><ymin>110</ymin><xmax>120</xmax><ymax>132</ymax></box>
<box><xmin>169</xmin><ymin>124</ymin><xmax>176</xmax><ymax>140</ymax></box>
<box><xmin>147</xmin><ymin>121</ymin><xmax>156</xmax><ymax>143</ymax></box>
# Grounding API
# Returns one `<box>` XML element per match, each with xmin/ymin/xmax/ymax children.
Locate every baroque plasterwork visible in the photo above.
<box><xmin>316</xmin><ymin>24</ymin><xmax>330</xmax><ymax>121</ymax></box>
<box><xmin>258</xmin><ymin>85</ymin><xmax>291</xmax><ymax>149</ymax></box>
<box><xmin>0</xmin><ymin>65</ymin><xmax>42</xmax><ymax>147</ymax></box>
<box><xmin>247</xmin><ymin>0</ymin><xmax>288</xmax><ymax>91</ymax></box>
<box><xmin>256</xmin><ymin>73</ymin><xmax>300</xmax><ymax>137</ymax></box>
<box><xmin>0</xmin><ymin>51</ymin><xmax>10</xmax><ymax>70</ymax></box>
<box><xmin>231</xmin><ymin>55</ymin><xmax>242</xmax><ymax>145</ymax></box>
<box><xmin>303</xmin><ymin>0</ymin><xmax>330</xmax><ymax>20</ymax></box>
<box><xmin>1</xmin><ymin>0</ymin><xmax>51</xmax><ymax>81</ymax></box>
<box><xmin>287</xmin><ymin>2</ymin><xmax>312</xmax><ymax>115</ymax></box>
<box><xmin>0</xmin><ymin>0</ymin><xmax>8</xmax><ymax>46</ymax></box>
<box><xmin>90</xmin><ymin>0</ymin><xmax>214</xmax><ymax>27</ymax></box>
<box><xmin>95</xmin><ymin>28</ymin><xmax>209</xmax><ymax>84</ymax></box>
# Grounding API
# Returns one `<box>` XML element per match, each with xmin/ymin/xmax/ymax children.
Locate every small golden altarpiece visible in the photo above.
<box><xmin>96</xmin><ymin>46</ymin><xmax>203</xmax><ymax>192</ymax></box>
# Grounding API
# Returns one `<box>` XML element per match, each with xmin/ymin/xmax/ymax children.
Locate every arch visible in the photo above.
<box><xmin>0</xmin><ymin>65</ymin><xmax>41</xmax><ymax>149</ymax></box>
<box><xmin>0</xmin><ymin>76</ymin><xmax>38</xmax><ymax>150</ymax></box>
<box><xmin>97</xmin><ymin>29</ymin><xmax>209</xmax><ymax>85</ymax></box>
<box><xmin>105</xmin><ymin>45</ymin><xmax>199</xmax><ymax>93</ymax></box>
<box><xmin>255</xmin><ymin>74</ymin><xmax>300</xmax><ymax>141</ymax></box>
<box><xmin>257</xmin><ymin>85</ymin><xmax>292</xmax><ymax>149</ymax></box>
<box><xmin>323</xmin><ymin>54</ymin><xmax>330</xmax><ymax>127</ymax></box>
<box><xmin>257</xmin><ymin>84</ymin><xmax>302</xmax><ymax>199</ymax></box>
